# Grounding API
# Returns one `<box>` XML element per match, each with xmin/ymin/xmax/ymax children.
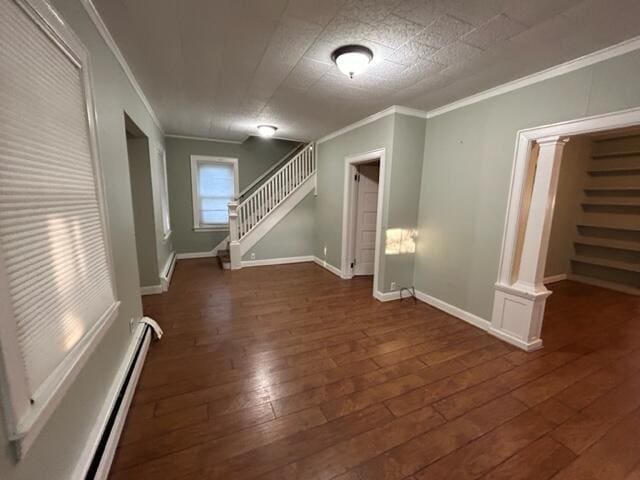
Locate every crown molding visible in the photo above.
<box><xmin>80</xmin><ymin>0</ymin><xmax>164</xmax><ymax>134</ymax></box>
<box><xmin>165</xmin><ymin>134</ymin><xmax>244</xmax><ymax>144</ymax></box>
<box><xmin>426</xmin><ymin>34</ymin><xmax>640</xmax><ymax>119</ymax></box>
<box><xmin>317</xmin><ymin>105</ymin><xmax>428</xmax><ymax>144</ymax></box>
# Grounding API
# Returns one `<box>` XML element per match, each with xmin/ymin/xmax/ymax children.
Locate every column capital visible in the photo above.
<box><xmin>536</xmin><ymin>135</ymin><xmax>570</xmax><ymax>147</ymax></box>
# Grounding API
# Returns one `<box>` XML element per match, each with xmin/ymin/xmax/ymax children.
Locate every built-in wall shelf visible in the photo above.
<box><xmin>574</xmin><ymin>236</ymin><xmax>640</xmax><ymax>252</ymax></box>
<box><xmin>587</xmin><ymin>167</ymin><xmax>640</xmax><ymax>175</ymax></box>
<box><xmin>571</xmin><ymin>255</ymin><xmax>640</xmax><ymax>273</ymax></box>
<box><xmin>592</xmin><ymin>150</ymin><xmax>640</xmax><ymax>159</ymax></box>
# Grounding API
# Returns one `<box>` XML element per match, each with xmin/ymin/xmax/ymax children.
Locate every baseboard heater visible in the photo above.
<box><xmin>84</xmin><ymin>325</ymin><xmax>151</xmax><ymax>479</ymax></box>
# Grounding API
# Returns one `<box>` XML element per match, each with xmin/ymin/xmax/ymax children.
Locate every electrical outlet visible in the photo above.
<box><xmin>250</xmin><ymin>252</ymin><xmax>256</xmax><ymax>260</ymax></box>
<box><xmin>129</xmin><ymin>317</ymin><xmax>136</xmax><ymax>333</ymax></box>
<box><xmin>390</xmin><ymin>281</ymin><xmax>396</xmax><ymax>290</ymax></box>
<box><xmin>323</xmin><ymin>245</ymin><xmax>327</xmax><ymax>256</ymax></box>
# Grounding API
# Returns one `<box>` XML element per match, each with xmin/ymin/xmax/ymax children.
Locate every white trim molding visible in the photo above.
<box><xmin>166</xmin><ymin>134</ymin><xmax>243</xmax><ymax>145</ymax></box>
<box><xmin>80</xmin><ymin>0</ymin><xmax>163</xmax><ymax>133</ymax></box>
<box><xmin>492</xmin><ymin>106</ymin><xmax>640</xmax><ymax>351</ymax></box>
<box><xmin>317</xmin><ymin>105</ymin><xmax>427</xmax><ymax>144</ymax></box>
<box><xmin>374</xmin><ymin>290</ymin><xmax>401</xmax><ymax>302</ymax></box>
<box><xmin>544</xmin><ymin>273</ymin><xmax>568</xmax><ymax>284</ymax></box>
<box><xmin>415</xmin><ymin>290</ymin><xmax>492</xmax><ymax>332</ymax></box>
<box><xmin>312</xmin><ymin>256</ymin><xmax>344</xmax><ymax>278</ymax></box>
<box><xmin>71</xmin><ymin>323</ymin><xmax>151</xmax><ymax>479</ymax></box>
<box><xmin>241</xmin><ymin>255</ymin><xmax>314</xmax><ymax>268</ymax></box>
<box><xmin>341</xmin><ymin>148</ymin><xmax>386</xmax><ymax>298</ymax></box>
<box><xmin>176</xmin><ymin>236</ymin><xmax>229</xmax><ymax>260</ymax></box>
<box><xmin>426</xmin><ymin>35</ymin><xmax>640</xmax><ymax>119</ymax></box>
<box><xmin>140</xmin><ymin>285</ymin><xmax>162</xmax><ymax>296</ymax></box>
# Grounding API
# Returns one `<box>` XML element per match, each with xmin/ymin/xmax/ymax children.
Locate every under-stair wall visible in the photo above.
<box><xmin>546</xmin><ymin>132</ymin><xmax>640</xmax><ymax>294</ymax></box>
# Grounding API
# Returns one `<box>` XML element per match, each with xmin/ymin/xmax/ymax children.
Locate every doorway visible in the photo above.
<box><xmin>491</xmin><ymin>107</ymin><xmax>640</xmax><ymax>351</ymax></box>
<box><xmin>341</xmin><ymin>148</ymin><xmax>386</xmax><ymax>297</ymax></box>
<box><xmin>124</xmin><ymin>114</ymin><xmax>160</xmax><ymax>294</ymax></box>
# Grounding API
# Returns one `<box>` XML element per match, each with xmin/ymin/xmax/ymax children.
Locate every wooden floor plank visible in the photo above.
<box><xmin>108</xmin><ymin>262</ymin><xmax>640</xmax><ymax>479</ymax></box>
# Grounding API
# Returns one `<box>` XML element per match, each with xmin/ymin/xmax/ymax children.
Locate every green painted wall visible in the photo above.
<box><xmin>242</xmin><ymin>191</ymin><xmax>316</xmax><ymax>261</ymax></box>
<box><xmin>127</xmin><ymin>137</ymin><xmax>160</xmax><ymax>287</ymax></box>
<box><xmin>414</xmin><ymin>49</ymin><xmax>640</xmax><ymax>322</ymax></box>
<box><xmin>314</xmin><ymin>113</ymin><xmax>426</xmax><ymax>293</ymax></box>
<box><xmin>0</xmin><ymin>0</ymin><xmax>165</xmax><ymax>478</ymax></box>
<box><xmin>165</xmin><ymin>136</ymin><xmax>298</xmax><ymax>254</ymax></box>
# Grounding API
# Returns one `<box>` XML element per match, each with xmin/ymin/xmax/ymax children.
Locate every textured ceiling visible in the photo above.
<box><xmin>94</xmin><ymin>0</ymin><xmax>640</xmax><ymax>142</ymax></box>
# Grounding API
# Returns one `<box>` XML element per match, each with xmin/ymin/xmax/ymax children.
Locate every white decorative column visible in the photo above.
<box><xmin>490</xmin><ymin>136</ymin><xmax>569</xmax><ymax>351</ymax></box>
<box><xmin>228</xmin><ymin>201</ymin><xmax>242</xmax><ymax>270</ymax></box>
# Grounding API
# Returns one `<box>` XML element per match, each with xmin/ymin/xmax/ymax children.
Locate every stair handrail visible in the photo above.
<box><xmin>237</xmin><ymin>142</ymin><xmax>306</xmax><ymax>201</ymax></box>
<box><xmin>231</xmin><ymin>143</ymin><xmax>316</xmax><ymax>241</ymax></box>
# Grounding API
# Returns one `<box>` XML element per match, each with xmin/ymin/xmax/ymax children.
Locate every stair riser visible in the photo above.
<box><xmin>593</xmin><ymin>135</ymin><xmax>640</xmax><ymax>155</ymax></box>
<box><xmin>578</xmin><ymin>212</ymin><xmax>640</xmax><ymax>230</ymax></box>
<box><xmin>585</xmin><ymin>175</ymin><xmax>640</xmax><ymax>188</ymax></box>
<box><xmin>589</xmin><ymin>157</ymin><xmax>640</xmax><ymax>170</ymax></box>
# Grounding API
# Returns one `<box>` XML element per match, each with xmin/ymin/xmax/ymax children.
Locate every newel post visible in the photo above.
<box><xmin>228</xmin><ymin>201</ymin><xmax>241</xmax><ymax>270</ymax></box>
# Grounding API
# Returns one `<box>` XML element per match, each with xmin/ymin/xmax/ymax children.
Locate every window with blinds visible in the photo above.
<box><xmin>0</xmin><ymin>0</ymin><xmax>119</xmax><ymax>456</ymax></box>
<box><xmin>158</xmin><ymin>150</ymin><xmax>171</xmax><ymax>238</ymax></box>
<box><xmin>190</xmin><ymin>156</ymin><xmax>239</xmax><ymax>229</ymax></box>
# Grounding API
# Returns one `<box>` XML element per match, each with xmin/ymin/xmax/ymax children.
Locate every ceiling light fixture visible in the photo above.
<box><xmin>257</xmin><ymin>125</ymin><xmax>277</xmax><ymax>137</ymax></box>
<box><xmin>331</xmin><ymin>45</ymin><xmax>373</xmax><ymax>79</ymax></box>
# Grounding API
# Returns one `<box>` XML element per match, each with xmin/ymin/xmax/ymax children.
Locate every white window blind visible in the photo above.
<box><xmin>0</xmin><ymin>0</ymin><xmax>119</xmax><ymax>455</ymax></box>
<box><xmin>191</xmin><ymin>156</ymin><xmax>238</xmax><ymax>228</ymax></box>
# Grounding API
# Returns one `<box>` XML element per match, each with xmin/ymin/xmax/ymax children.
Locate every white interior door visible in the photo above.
<box><xmin>354</xmin><ymin>163</ymin><xmax>380</xmax><ymax>276</ymax></box>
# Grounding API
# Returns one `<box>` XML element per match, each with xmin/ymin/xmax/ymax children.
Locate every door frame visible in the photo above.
<box><xmin>491</xmin><ymin>107</ymin><xmax>640</xmax><ymax>351</ymax></box>
<box><xmin>341</xmin><ymin>148</ymin><xmax>385</xmax><ymax>296</ymax></box>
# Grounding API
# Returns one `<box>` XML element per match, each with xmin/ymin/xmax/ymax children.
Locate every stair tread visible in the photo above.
<box><xmin>577</xmin><ymin>222</ymin><xmax>640</xmax><ymax>232</ymax></box>
<box><xmin>592</xmin><ymin>150</ymin><xmax>640</xmax><ymax>159</ymax></box>
<box><xmin>571</xmin><ymin>255</ymin><xmax>640</xmax><ymax>272</ymax></box>
<box><xmin>574</xmin><ymin>236</ymin><xmax>640</xmax><ymax>252</ymax></box>
<box><xmin>584</xmin><ymin>186</ymin><xmax>640</xmax><ymax>191</ymax></box>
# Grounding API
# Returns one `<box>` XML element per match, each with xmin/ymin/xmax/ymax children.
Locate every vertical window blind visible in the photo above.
<box><xmin>192</xmin><ymin>158</ymin><xmax>237</xmax><ymax>227</ymax></box>
<box><xmin>0</xmin><ymin>0</ymin><xmax>118</xmax><ymax>453</ymax></box>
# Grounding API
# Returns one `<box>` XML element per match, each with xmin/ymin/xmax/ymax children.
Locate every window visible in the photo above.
<box><xmin>0</xmin><ymin>0</ymin><xmax>119</xmax><ymax>457</ymax></box>
<box><xmin>190</xmin><ymin>156</ymin><xmax>239</xmax><ymax>230</ymax></box>
<box><xmin>158</xmin><ymin>149</ymin><xmax>171</xmax><ymax>239</ymax></box>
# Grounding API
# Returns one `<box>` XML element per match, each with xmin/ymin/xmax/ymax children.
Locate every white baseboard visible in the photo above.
<box><xmin>140</xmin><ymin>285</ymin><xmax>162</xmax><ymax>296</ymax></box>
<box><xmin>72</xmin><ymin>323</ymin><xmax>151</xmax><ymax>480</ymax></box>
<box><xmin>241</xmin><ymin>255</ymin><xmax>314</xmax><ymax>268</ymax></box>
<box><xmin>176</xmin><ymin>236</ymin><xmax>229</xmax><ymax>260</ymax></box>
<box><xmin>312</xmin><ymin>256</ymin><xmax>343</xmax><ymax>278</ymax></box>
<box><xmin>414</xmin><ymin>289</ymin><xmax>492</xmax><ymax>332</ymax></box>
<box><xmin>160</xmin><ymin>252</ymin><xmax>176</xmax><ymax>291</ymax></box>
<box><xmin>373</xmin><ymin>290</ymin><xmax>401</xmax><ymax>302</ymax></box>
<box><xmin>544</xmin><ymin>273</ymin><xmax>568</xmax><ymax>284</ymax></box>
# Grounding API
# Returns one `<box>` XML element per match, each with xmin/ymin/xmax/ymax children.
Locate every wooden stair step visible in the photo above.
<box><xmin>584</xmin><ymin>187</ymin><xmax>640</xmax><ymax>193</ymax></box>
<box><xmin>571</xmin><ymin>255</ymin><xmax>640</xmax><ymax>273</ymax></box>
<box><xmin>574</xmin><ymin>236</ymin><xmax>640</xmax><ymax>252</ymax></box>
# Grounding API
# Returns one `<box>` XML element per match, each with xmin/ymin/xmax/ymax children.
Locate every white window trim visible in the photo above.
<box><xmin>190</xmin><ymin>155</ymin><xmax>239</xmax><ymax>232</ymax></box>
<box><xmin>0</xmin><ymin>0</ymin><xmax>120</xmax><ymax>458</ymax></box>
<box><xmin>158</xmin><ymin>149</ymin><xmax>172</xmax><ymax>241</ymax></box>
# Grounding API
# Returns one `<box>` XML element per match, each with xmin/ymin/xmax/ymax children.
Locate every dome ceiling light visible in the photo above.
<box><xmin>331</xmin><ymin>45</ymin><xmax>374</xmax><ymax>79</ymax></box>
<box><xmin>257</xmin><ymin>125</ymin><xmax>277</xmax><ymax>137</ymax></box>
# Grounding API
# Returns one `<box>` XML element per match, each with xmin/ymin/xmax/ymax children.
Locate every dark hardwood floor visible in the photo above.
<box><xmin>108</xmin><ymin>259</ymin><xmax>640</xmax><ymax>479</ymax></box>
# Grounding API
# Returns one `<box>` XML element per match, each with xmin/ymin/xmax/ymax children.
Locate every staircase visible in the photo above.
<box><xmin>217</xmin><ymin>143</ymin><xmax>316</xmax><ymax>269</ymax></box>
<box><xmin>569</xmin><ymin>133</ymin><xmax>640</xmax><ymax>294</ymax></box>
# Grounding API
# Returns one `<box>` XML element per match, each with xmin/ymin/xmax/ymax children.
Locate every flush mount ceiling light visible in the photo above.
<box><xmin>331</xmin><ymin>45</ymin><xmax>373</xmax><ymax>79</ymax></box>
<box><xmin>257</xmin><ymin>125</ymin><xmax>277</xmax><ymax>137</ymax></box>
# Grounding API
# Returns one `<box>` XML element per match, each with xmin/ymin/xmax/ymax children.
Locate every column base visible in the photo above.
<box><xmin>490</xmin><ymin>283</ymin><xmax>552</xmax><ymax>351</ymax></box>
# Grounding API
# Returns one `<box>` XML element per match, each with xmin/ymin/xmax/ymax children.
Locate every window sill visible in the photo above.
<box><xmin>193</xmin><ymin>226</ymin><xmax>229</xmax><ymax>232</ymax></box>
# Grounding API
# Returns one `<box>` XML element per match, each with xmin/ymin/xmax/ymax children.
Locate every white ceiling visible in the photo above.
<box><xmin>93</xmin><ymin>0</ymin><xmax>640</xmax><ymax>142</ymax></box>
